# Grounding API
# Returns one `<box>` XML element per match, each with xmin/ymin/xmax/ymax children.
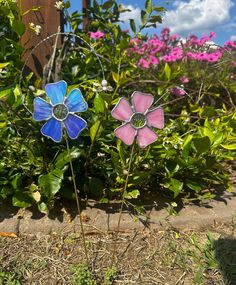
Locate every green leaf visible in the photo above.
<box><xmin>102</xmin><ymin>0</ymin><xmax>114</xmax><ymax>10</ymax></box>
<box><xmin>182</xmin><ymin>134</ymin><xmax>193</xmax><ymax>157</ymax></box>
<box><xmin>12</xmin><ymin>191</ymin><xmax>32</xmax><ymax>208</ymax></box>
<box><xmin>193</xmin><ymin>136</ymin><xmax>211</xmax><ymax>154</ymax></box>
<box><xmin>165</xmin><ymin>160</ymin><xmax>179</xmax><ymax>176</ymax></box>
<box><xmin>94</xmin><ymin>94</ymin><xmax>105</xmax><ymax>113</ymax></box>
<box><xmin>38</xmin><ymin>169</ymin><xmax>64</xmax><ymax>199</ymax></box>
<box><xmin>38</xmin><ymin>202</ymin><xmax>48</xmax><ymax>214</ymax></box>
<box><xmin>112</xmin><ymin>71</ymin><xmax>120</xmax><ymax>83</ymax></box>
<box><xmin>186</xmin><ymin>180</ymin><xmax>203</xmax><ymax>192</ymax></box>
<box><xmin>164</xmin><ymin>63</ymin><xmax>171</xmax><ymax>81</ymax></box>
<box><xmin>124</xmin><ymin>189</ymin><xmax>140</xmax><ymax>199</ymax></box>
<box><xmin>149</xmin><ymin>15</ymin><xmax>162</xmax><ymax>23</ymax></box>
<box><xmin>11</xmin><ymin>173</ymin><xmax>22</xmax><ymax>190</ymax></box>
<box><xmin>145</xmin><ymin>0</ymin><xmax>152</xmax><ymax>14</ymax></box>
<box><xmin>0</xmin><ymin>87</ymin><xmax>13</xmax><ymax>100</ymax></box>
<box><xmin>153</xmin><ymin>6</ymin><xmax>166</xmax><ymax>12</ymax></box>
<box><xmin>90</xmin><ymin>121</ymin><xmax>102</xmax><ymax>142</ymax></box>
<box><xmin>11</xmin><ymin>19</ymin><xmax>25</xmax><ymax>36</ymax></box>
<box><xmin>141</xmin><ymin>10</ymin><xmax>147</xmax><ymax>25</ymax></box>
<box><xmin>221</xmin><ymin>144</ymin><xmax>236</xmax><ymax>150</ymax></box>
<box><xmin>203</xmin><ymin>127</ymin><xmax>214</xmax><ymax>143</ymax></box>
<box><xmin>170</xmin><ymin>178</ymin><xmax>183</xmax><ymax>198</ymax></box>
<box><xmin>55</xmin><ymin>148</ymin><xmax>81</xmax><ymax>169</ymax></box>
<box><xmin>129</xmin><ymin>19</ymin><xmax>136</xmax><ymax>33</ymax></box>
<box><xmin>93</xmin><ymin>0</ymin><xmax>100</xmax><ymax>13</ymax></box>
<box><xmin>0</xmin><ymin>62</ymin><xmax>10</xmax><ymax>68</ymax></box>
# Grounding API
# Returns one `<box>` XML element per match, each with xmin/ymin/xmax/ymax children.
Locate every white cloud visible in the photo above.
<box><xmin>230</xmin><ymin>35</ymin><xmax>236</xmax><ymax>41</ymax></box>
<box><xmin>224</xmin><ymin>21</ymin><xmax>236</xmax><ymax>31</ymax></box>
<box><xmin>119</xmin><ymin>5</ymin><xmax>141</xmax><ymax>30</ymax></box>
<box><xmin>163</xmin><ymin>0</ymin><xmax>234</xmax><ymax>34</ymax></box>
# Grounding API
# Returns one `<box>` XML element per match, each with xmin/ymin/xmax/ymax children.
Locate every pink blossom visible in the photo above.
<box><xmin>210</xmin><ymin>32</ymin><xmax>216</xmax><ymax>38</ymax></box>
<box><xmin>180</xmin><ymin>76</ymin><xmax>189</xmax><ymax>83</ymax></box>
<box><xmin>162</xmin><ymin>55</ymin><xmax>172</xmax><ymax>62</ymax></box>
<box><xmin>149</xmin><ymin>55</ymin><xmax>159</xmax><ymax>65</ymax></box>
<box><xmin>138</xmin><ymin>58</ymin><xmax>150</xmax><ymax>68</ymax></box>
<box><xmin>206</xmin><ymin>54</ymin><xmax>219</xmax><ymax>62</ymax></box>
<box><xmin>196</xmin><ymin>52</ymin><xmax>208</xmax><ymax>61</ymax></box>
<box><xmin>161</xmin><ymin>28</ymin><xmax>170</xmax><ymax>37</ymax></box>
<box><xmin>90</xmin><ymin>30</ymin><xmax>105</xmax><ymax>39</ymax></box>
<box><xmin>224</xmin><ymin>41</ymin><xmax>236</xmax><ymax>49</ymax></box>
<box><xmin>170</xmin><ymin>87</ymin><xmax>186</xmax><ymax>96</ymax></box>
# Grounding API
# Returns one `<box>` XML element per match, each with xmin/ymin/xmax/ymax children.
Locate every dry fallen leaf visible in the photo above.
<box><xmin>0</xmin><ymin>232</ymin><xmax>18</xmax><ymax>237</ymax></box>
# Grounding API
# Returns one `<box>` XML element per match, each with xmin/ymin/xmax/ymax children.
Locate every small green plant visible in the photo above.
<box><xmin>71</xmin><ymin>264</ymin><xmax>97</xmax><ymax>285</ymax></box>
<box><xmin>103</xmin><ymin>266</ymin><xmax>118</xmax><ymax>285</ymax></box>
<box><xmin>0</xmin><ymin>270</ymin><xmax>21</xmax><ymax>285</ymax></box>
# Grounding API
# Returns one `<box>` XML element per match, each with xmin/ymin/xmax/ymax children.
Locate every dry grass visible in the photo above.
<box><xmin>0</xmin><ymin>223</ymin><xmax>236</xmax><ymax>285</ymax></box>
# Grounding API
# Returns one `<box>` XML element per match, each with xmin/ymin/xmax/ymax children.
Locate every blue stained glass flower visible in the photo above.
<box><xmin>33</xmin><ymin>80</ymin><xmax>88</xmax><ymax>142</ymax></box>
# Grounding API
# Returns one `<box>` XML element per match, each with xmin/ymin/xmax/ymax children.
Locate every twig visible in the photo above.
<box><xmin>175</xmin><ymin>271</ymin><xmax>187</xmax><ymax>284</ymax></box>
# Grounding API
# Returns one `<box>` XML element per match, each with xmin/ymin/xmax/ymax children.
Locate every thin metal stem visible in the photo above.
<box><xmin>112</xmin><ymin>143</ymin><xmax>135</xmax><ymax>263</ymax></box>
<box><xmin>65</xmin><ymin>135</ymin><xmax>89</xmax><ymax>265</ymax></box>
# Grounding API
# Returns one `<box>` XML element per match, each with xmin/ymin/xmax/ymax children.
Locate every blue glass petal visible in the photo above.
<box><xmin>64</xmin><ymin>114</ymin><xmax>87</xmax><ymax>139</ymax></box>
<box><xmin>65</xmin><ymin>88</ymin><xmax>88</xmax><ymax>112</ymax></box>
<box><xmin>41</xmin><ymin>118</ymin><xmax>62</xmax><ymax>142</ymax></box>
<box><xmin>33</xmin><ymin>97</ymin><xmax>52</xmax><ymax>121</ymax></box>
<box><xmin>45</xmin><ymin>80</ymin><xmax>67</xmax><ymax>105</ymax></box>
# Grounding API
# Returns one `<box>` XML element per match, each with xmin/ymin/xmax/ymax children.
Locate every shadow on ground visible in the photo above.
<box><xmin>0</xmin><ymin>184</ymin><xmax>235</xmax><ymax>226</ymax></box>
<box><xmin>214</xmin><ymin>236</ymin><xmax>236</xmax><ymax>285</ymax></box>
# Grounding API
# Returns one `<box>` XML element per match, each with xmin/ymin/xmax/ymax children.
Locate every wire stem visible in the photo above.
<box><xmin>65</xmin><ymin>135</ymin><xmax>89</xmax><ymax>265</ymax></box>
<box><xmin>112</xmin><ymin>143</ymin><xmax>135</xmax><ymax>263</ymax></box>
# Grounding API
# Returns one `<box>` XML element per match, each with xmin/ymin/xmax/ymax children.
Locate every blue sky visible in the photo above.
<box><xmin>69</xmin><ymin>0</ymin><xmax>236</xmax><ymax>45</ymax></box>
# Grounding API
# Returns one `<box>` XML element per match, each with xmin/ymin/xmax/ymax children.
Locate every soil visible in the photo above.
<box><xmin>1</xmin><ymin>222</ymin><xmax>236</xmax><ymax>285</ymax></box>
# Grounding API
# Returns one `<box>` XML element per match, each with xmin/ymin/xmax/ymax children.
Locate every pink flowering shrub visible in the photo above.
<box><xmin>129</xmin><ymin>28</ymin><xmax>224</xmax><ymax>68</ymax></box>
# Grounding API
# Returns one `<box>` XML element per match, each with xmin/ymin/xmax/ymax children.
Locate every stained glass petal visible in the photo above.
<box><xmin>137</xmin><ymin>126</ymin><xmax>157</xmax><ymax>148</ymax></box>
<box><xmin>45</xmin><ymin>80</ymin><xmax>67</xmax><ymax>105</ymax></box>
<box><xmin>33</xmin><ymin>97</ymin><xmax>52</xmax><ymax>121</ymax></box>
<box><xmin>41</xmin><ymin>118</ymin><xmax>62</xmax><ymax>142</ymax></box>
<box><xmin>146</xmin><ymin>107</ymin><xmax>164</xmax><ymax>129</ymax></box>
<box><xmin>65</xmin><ymin>88</ymin><xmax>88</xmax><ymax>112</ymax></box>
<box><xmin>64</xmin><ymin>114</ymin><xmax>87</xmax><ymax>139</ymax></box>
<box><xmin>131</xmin><ymin>91</ymin><xmax>154</xmax><ymax>114</ymax></box>
<box><xmin>114</xmin><ymin>123</ymin><xmax>136</xmax><ymax>145</ymax></box>
<box><xmin>111</xmin><ymin>98</ymin><xmax>133</xmax><ymax>121</ymax></box>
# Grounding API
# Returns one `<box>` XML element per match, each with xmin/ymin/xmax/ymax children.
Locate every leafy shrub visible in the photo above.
<box><xmin>0</xmin><ymin>0</ymin><xmax>235</xmax><ymax>211</ymax></box>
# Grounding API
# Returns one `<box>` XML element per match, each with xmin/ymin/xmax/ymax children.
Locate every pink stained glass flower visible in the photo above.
<box><xmin>111</xmin><ymin>92</ymin><xmax>164</xmax><ymax>148</ymax></box>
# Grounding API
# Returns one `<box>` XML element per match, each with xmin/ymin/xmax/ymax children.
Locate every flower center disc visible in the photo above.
<box><xmin>53</xmin><ymin>104</ymin><xmax>68</xmax><ymax>121</ymax></box>
<box><xmin>131</xmin><ymin>113</ymin><xmax>146</xmax><ymax>129</ymax></box>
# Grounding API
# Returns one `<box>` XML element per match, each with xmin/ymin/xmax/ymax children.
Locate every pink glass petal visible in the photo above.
<box><xmin>111</xmin><ymin>98</ymin><xmax>133</xmax><ymax>121</ymax></box>
<box><xmin>137</xmin><ymin>127</ymin><xmax>157</xmax><ymax>148</ymax></box>
<box><xmin>131</xmin><ymin>91</ymin><xmax>154</xmax><ymax>114</ymax></box>
<box><xmin>146</xmin><ymin>107</ymin><xmax>164</xmax><ymax>129</ymax></box>
<box><xmin>114</xmin><ymin>123</ymin><xmax>136</xmax><ymax>145</ymax></box>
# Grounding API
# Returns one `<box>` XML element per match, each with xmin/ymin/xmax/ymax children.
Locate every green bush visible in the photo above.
<box><xmin>0</xmin><ymin>0</ymin><xmax>235</xmax><ymax>211</ymax></box>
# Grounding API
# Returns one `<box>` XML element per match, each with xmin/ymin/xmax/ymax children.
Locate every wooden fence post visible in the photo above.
<box><xmin>20</xmin><ymin>0</ymin><xmax>63</xmax><ymax>78</ymax></box>
<box><xmin>82</xmin><ymin>0</ymin><xmax>91</xmax><ymax>32</ymax></box>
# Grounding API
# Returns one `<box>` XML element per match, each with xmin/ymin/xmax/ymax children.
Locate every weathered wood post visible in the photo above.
<box><xmin>82</xmin><ymin>0</ymin><xmax>91</xmax><ymax>32</ymax></box>
<box><xmin>20</xmin><ymin>0</ymin><xmax>63</xmax><ymax>78</ymax></box>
